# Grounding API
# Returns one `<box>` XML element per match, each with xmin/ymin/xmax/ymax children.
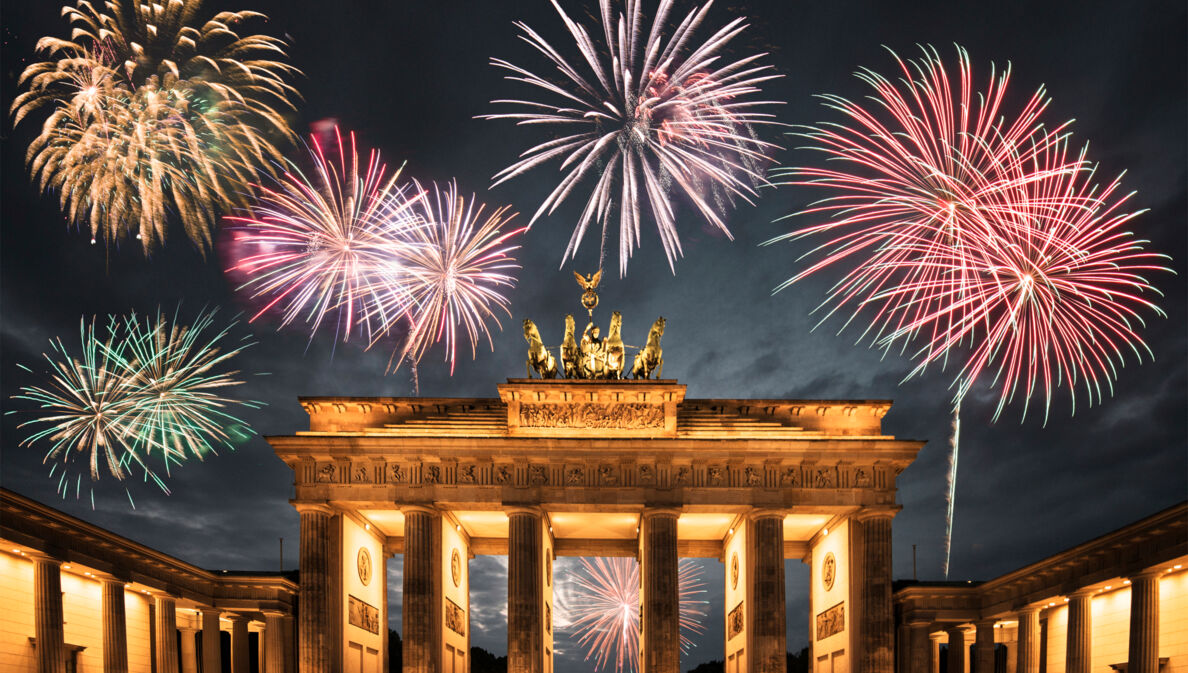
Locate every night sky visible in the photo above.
<box><xmin>2</xmin><ymin>0</ymin><xmax>1185</xmax><ymax>670</ymax></box>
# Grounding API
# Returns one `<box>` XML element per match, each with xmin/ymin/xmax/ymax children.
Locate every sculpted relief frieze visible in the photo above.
<box><xmin>298</xmin><ymin>458</ymin><xmax>886</xmax><ymax>493</ymax></box>
<box><xmin>518</xmin><ymin>402</ymin><xmax>664</xmax><ymax>429</ymax></box>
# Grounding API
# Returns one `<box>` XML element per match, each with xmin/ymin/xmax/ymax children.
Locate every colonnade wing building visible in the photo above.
<box><xmin>266</xmin><ymin>378</ymin><xmax>926</xmax><ymax>673</ymax></box>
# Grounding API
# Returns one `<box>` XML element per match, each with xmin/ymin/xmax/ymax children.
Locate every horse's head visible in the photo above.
<box><xmin>654</xmin><ymin>316</ymin><xmax>666</xmax><ymax>337</ymax></box>
<box><xmin>564</xmin><ymin>314</ymin><xmax>575</xmax><ymax>336</ymax></box>
<box><xmin>523</xmin><ymin>319</ymin><xmax>539</xmax><ymax>341</ymax></box>
<box><xmin>609</xmin><ymin>311</ymin><xmax>622</xmax><ymax>336</ymax></box>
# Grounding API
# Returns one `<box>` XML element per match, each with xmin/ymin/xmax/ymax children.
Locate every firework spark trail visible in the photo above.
<box><xmin>379</xmin><ymin>181</ymin><xmax>524</xmax><ymax>375</ymax></box>
<box><xmin>943</xmin><ymin>402</ymin><xmax>960</xmax><ymax>578</ymax></box>
<box><xmin>11</xmin><ymin>0</ymin><xmax>301</xmax><ymax>251</ymax></box>
<box><xmin>10</xmin><ymin>309</ymin><xmax>260</xmax><ymax>506</ymax></box>
<box><xmin>770</xmin><ymin>45</ymin><xmax>1169</xmax><ymax>579</ymax></box>
<box><xmin>483</xmin><ymin>0</ymin><xmax>783</xmax><ymax>275</ymax></box>
<box><xmin>555</xmin><ymin>557</ymin><xmax>708</xmax><ymax>673</ymax></box>
<box><xmin>227</xmin><ymin>128</ymin><xmax>425</xmax><ymax>343</ymax></box>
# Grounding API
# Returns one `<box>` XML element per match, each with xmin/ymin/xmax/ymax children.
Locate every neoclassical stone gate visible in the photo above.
<box><xmin>268</xmin><ymin>379</ymin><xmax>923</xmax><ymax>673</ymax></box>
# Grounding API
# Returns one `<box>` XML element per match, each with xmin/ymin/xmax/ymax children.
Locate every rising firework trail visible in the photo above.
<box><xmin>11</xmin><ymin>0</ymin><xmax>301</xmax><ymax>251</ymax></box>
<box><xmin>555</xmin><ymin>557</ymin><xmax>709</xmax><ymax>673</ymax></box>
<box><xmin>769</xmin><ymin>45</ymin><xmax>1168</xmax><ymax>578</ymax></box>
<box><xmin>484</xmin><ymin>0</ymin><xmax>782</xmax><ymax>275</ymax></box>
<box><xmin>10</xmin><ymin>308</ymin><xmax>261</xmax><ymax>507</ymax></box>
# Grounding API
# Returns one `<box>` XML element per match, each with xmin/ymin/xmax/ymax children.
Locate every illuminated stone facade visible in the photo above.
<box><xmin>0</xmin><ymin>488</ymin><xmax>297</xmax><ymax>673</ymax></box>
<box><xmin>267</xmin><ymin>378</ymin><xmax>926</xmax><ymax>673</ymax></box>
<box><xmin>893</xmin><ymin>502</ymin><xmax>1188</xmax><ymax>673</ymax></box>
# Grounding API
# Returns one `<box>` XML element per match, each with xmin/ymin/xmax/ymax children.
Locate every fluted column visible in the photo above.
<box><xmin>640</xmin><ymin>508</ymin><xmax>680</xmax><ymax>673</ymax></box>
<box><xmin>1015</xmin><ymin>607</ymin><xmax>1040</xmax><ymax>673</ymax></box>
<box><xmin>101</xmin><ymin>578</ymin><xmax>129</xmax><ymax>673</ymax></box>
<box><xmin>297</xmin><ymin>503</ymin><xmax>336</xmax><ymax>673</ymax></box>
<box><xmin>929</xmin><ymin>633</ymin><xmax>943</xmax><ymax>673</ymax></box>
<box><xmin>973</xmin><ymin>620</ymin><xmax>995</xmax><ymax>673</ymax></box>
<box><xmin>33</xmin><ymin>555</ymin><xmax>66</xmax><ymax>673</ymax></box>
<box><xmin>180</xmin><ymin>627</ymin><xmax>199</xmax><ymax>673</ymax></box>
<box><xmin>507</xmin><ymin>507</ymin><xmax>544</xmax><ymax>673</ymax></box>
<box><xmin>946</xmin><ymin>626</ymin><xmax>967</xmax><ymax>673</ymax></box>
<box><xmin>1065</xmin><ymin>591</ymin><xmax>1092</xmax><ymax>673</ymax></box>
<box><xmin>200</xmin><ymin>610</ymin><xmax>223</xmax><ymax>673</ymax></box>
<box><xmin>907</xmin><ymin>623</ymin><xmax>931</xmax><ymax>673</ymax></box>
<box><xmin>858</xmin><ymin>510</ymin><xmax>896</xmax><ymax>673</ymax></box>
<box><xmin>1127</xmin><ymin>570</ymin><xmax>1161</xmax><ymax>673</ymax></box>
<box><xmin>229</xmin><ymin>614</ymin><xmax>250</xmax><ymax>673</ymax></box>
<box><xmin>265</xmin><ymin>612</ymin><xmax>287</xmax><ymax>673</ymax></box>
<box><xmin>404</xmin><ymin>505</ymin><xmax>439</xmax><ymax>673</ymax></box>
<box><xmin>750</xmin><ymin>511</ymin><xmax>787</xmax><ymax>673</ymax></box>
<box><xmin>155</xmin><ymin>596</ymin><xmax>179</xmax><ymax>673</ymax></box>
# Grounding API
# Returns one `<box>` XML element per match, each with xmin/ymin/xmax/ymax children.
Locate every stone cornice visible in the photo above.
<box><xmin>1</xmin><ymin>488</ymin><xmax>297</xmax><ymax>608</ymax></box>
<box><xmin>895</xmin><ymin>501</ymin><xmax>1188</xmax><ymax>623</ymax></box>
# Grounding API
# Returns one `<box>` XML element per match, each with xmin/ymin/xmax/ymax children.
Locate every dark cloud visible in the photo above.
<box><xmin>2</xmin><ymin>0</ymin><xmax>1184</xmax><ymax>670</ymax></box>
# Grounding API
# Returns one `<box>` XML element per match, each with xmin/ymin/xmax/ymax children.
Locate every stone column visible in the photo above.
<box><xmin>640</xmin><ymin>508</ymin><xmax>680</xmax><ymax>673</ymax></box>
<box><xmin>507</xmin><ymin>507</ymin><xmax>544</xmax><ymax>673</ymax></box>
<box><xmin>101</xmin><ymin>577</ymin><xmax>129</xmax><ymax>673</ymax></box>
<box><xmin>907</xmin><ymin>623</ymin><xmax>931</xmax><ymax>673</ymax></box>
<box><xmin>750</xmin><ymin>510</ymin><xmax>787</xmax><ymax>673</ymax></box>
<box><xmin>973</xmin><ymin>620</ymin><xmax>995</xmax><ymax>673</ymax></box>
<box><xmin>200</xmin><ymin>610</ymin><xmax>223</xmax><ymax>673</ymax></box>
<box><xmin>1015</xmin><ymin>607</ymin><xmax>1040</xmax><ymax>673</ymax></box>
<box><xmin>265</xmin><ymin>612</ymin><xmax>287</xmax><ymax>673</ymax></box>
<box><xmin>945</xmin><ymin>626</ymin><xmax>967</xmax><ymax>673</ymax></box>
<box><xmin>229</xmin><ymin>615</ymin><xmax>250</xmax><ymax>673</ymax></box>
<box><xmin>858</xmin><ymin>509</ymin><xmax>896</xmax><ymax>673</ymax></box>
<box><xmin>929</xmin><ymin>633</ymin><xmax>944</xmax><ymax>673</ymax></box>
<box><xmin>404</xmin><ymin>505</ymin><xmax>441</xmax><ymax>673</ymax></box>
<box><xmin>33</xmin><ymin>554</ymin><xmax>66</xmax><ymax>673</ymax></box>
<box><xmin>1127</xmin><ymin>570</ymin><xmax>1161</xmax><ymax>673</ymax></box>
<box><xmin>297</xmin><ymin>503</ymin><xmax>337</xmax><ymax>673</ymax></box>
<box><xmin>283</xmin><ymin>616</ymin><xmax>296</xmax><ymax>673</ymax></box>
<box><xmin>1065</xmin><ymin>591</ymin><xmax>1092</xmax><ymax>673</ymax></box>
<box><xmin>155</xmin><ymin>596</ymin><xmax>179</xmax><ymax>673</ymax></box>
<box><xmin>180</xmin><ymin>627</ymin><xmax>199</xmax><ymax>673</ymax></box>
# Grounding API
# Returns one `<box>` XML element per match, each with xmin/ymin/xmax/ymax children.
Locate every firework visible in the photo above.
<box><xmin>483</xmin><ymin>0</ymin><xmax>782</xmax><ymax>274</ymax></box>
<box><xmin>226</xmin><ymin>128</ymin><xmax>424</xmax><ymax>342</ymax></box>
<box><xmin>770</xmin><ymin>45</ymin><xmax>1168</xmax><ymax>577</ymax></box>
<box><xmin>11</xmin><ymin>0</ymin><xmax>300</xmax><ymax>251</ymax></box>
<box><xmin>555</xmin><ymin>557</ymin><xmax>709</xmax><ymax>673</ymax></box>
<box><xmin>11</xmin><ymin>309</ymin><xmax>260</xmax><ymax>506</ymax></box>
<box><xmin>381</xmin><ymin>181</ymin><xmax>524</xmax><ymax>374</ymax></box>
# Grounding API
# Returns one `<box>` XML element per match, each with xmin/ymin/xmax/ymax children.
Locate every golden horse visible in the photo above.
<box><xmin>523</xmin><ymin>319</ymin><xmax>556</xmax><ymax>379</ymax></box>
<box><xmin>560</xmin><ymin>314</ymin><xmax>580</xmax><ymax>378</ymax></box>
<box><xmin>604</xmin><ymin>311</ymin><xmax>625</xmax><ymax>379</ymax></box>
<box><xmin>631</xmin><ymin>316</ymin><xmax>665</xmax><ymax>379</ymax></box>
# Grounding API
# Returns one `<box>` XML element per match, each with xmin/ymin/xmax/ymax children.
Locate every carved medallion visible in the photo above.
<box><xmin>458</xmin><ymin>465</ymin><xmax>477</xmax><ymax>484</ymax></box>
<box><xmin>445</xmin><ymin>598</ymin><xmax>466</xmax><ymax>636</ymax></box>
<box><xmin>744</xmin><ymin>466</ymin><xmax>761</xmax><ymax>486</ymax></box>
<box><xmin>388</xmin><ymin>463</ymin><xmax>405</xmax><ymax>483</ymax></box>
<box><xmin>545</xmin><ymin>603</ymin><xmax>552</xmax><ymax>634</ymax></box>
<box><xmin>316</xmin><ymin>463</ymin><xmax>336</xmax><ymax>482</ymax></box>
<box><xmin>780</xmin><ymin>467</ymin><xmax>801</xmax><ymax>487</ymax></box>
<box><xmin>495</xmin><ymin>465</ymin><xmax>513</xmax><ymax>484</ymax></box>
<box><xmin>451</xmin><ymin>549</ymin><xmax>462</xmax><ymax>588</ymax></box>
<box><xmin>529</xmin><ymin>464</ymin><xmax>548</xmax><ymax>486</ymax></box>
<box><xmin>674</xmin><ymin>467</ymin><xmax>691</xmax><ymax>486</ymax></box>
<box><xmin>814</xmin><ymin>467</ymin><xmax>837</xmax><ymax>488</ymax></box>
<box><xmin>822</xmin><ymin>552</ymin><xmax>836</xmax><ymax>591</ymax></box>
<box><xmin>357</xmin><ymin>547</ymin><xmax>372</xmax><ymax>586</ymax></box>
<box><xmin>853</xmin><ymin>468</ymin><xmax>872</xmax><ymax>488</ymax></box>
<box><xmin>638</xmin><ymin>464</ymin><xmax>656</xmax><ymax>485</ymax></box>
<box><xmin>730</xmin><ymin>552</ymin><xmax>739</xmax><ymax>590</ymax></box>
<box><xmin>708</xmin><ymin>466</ymin><xmax>724</xmax><ymax>486</ymax></box>
<box><xmin>566</xmin><ymin>467</ymin><xmax>584</xmax><ymax>485</ymax></box>
<box><xmin>423</xmin><ymin>464</ymin><xmax>441</xmax><ymax>484</ymax></box>
<box><xmin>546</xmin><ymin>552</ymin><xmax>552</xmax><ymax>586</ymax></box>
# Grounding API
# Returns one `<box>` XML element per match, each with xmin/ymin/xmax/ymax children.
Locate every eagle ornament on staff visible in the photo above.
<box><xmin>521</xmin><ymin>270</ymin><xmax>666</xmax><ymax>380</ymax></box>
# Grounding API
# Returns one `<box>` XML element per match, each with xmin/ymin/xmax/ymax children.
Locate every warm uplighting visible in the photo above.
<box><xmin>1049</xmin><ymin>602</ymin><xmax>1056</xmax><ymax>607</ymax></box>
<box><xmin>364</xmin><ymin>523</ymin><xmax>370</xmax><ymax>531</ymax></box>
<box><xmin>1124</xmin><ymin>579</ymin><xmax>1132</xmax><ymax>585</ymax></box>
<box><xmin>823</xmin><ymin>528</ymin><xmax>829</xmax><ymax>537</ymax></box>
<box><xmin>1176</xmin><ymin>564</ymin><xmax>1183</xmax><ymax>570</ymax></box>
<box><xmin>728</xmin><ymin>528</ymin><xmax>734</xmax><ymax>536</ymax></box>
<box><xmin>456</xmin><ymin>524</ymin><xmax>461</xmax><ymax>532</ymax></box>
<box><xmin>63</xmin><ymin>565</ymin><xmax>71</xmax><ymax>569</ymax></box>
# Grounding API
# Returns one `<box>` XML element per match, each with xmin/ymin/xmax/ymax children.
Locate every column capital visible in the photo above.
<box><xmin>852</xmin><ymin>505</ymin><xmax>901</xmax><ymax>522</ymax></box>
<box><xmin>1130</xmin><ymin>567</ymin><xmax>1167</xmax><ymax>581</ymax></box>
<box><xmin>26</xmin><ymin>550</ymin><xmax>62</xmax><ymax>565</ymax></box>
<box><xmin>1016</xmin><ymin>604</ymin><xmax>1043</xmax><ymax>616</ymax></box>
<box><xmin>747</xmin><ymin>508</ymin><xmax>787</xmax><ymax>522</ymax></box>
<box><xmin>1068</xmin><ymin>588</ymin><xmax>1096</xmax><ymax>599</ymax></box>
<box><xmin>503</xmin><ymin>504</ymin><xmax>544</xmax><ymax>517</ymax></box>
<box><xmin>225</xmin><ymin>612</ymin><xmax>250</xmax><ymax>624</ymax></box>
<box><xmin>640</xmin><ymin>507</ymin><xmax>682</xmax><ymax>520</ymax></box>
<box><xmin>179</xmin><ymin>625</ymin><xmax>200</xmax><ymax>633</ymax></box>
<box><xmin>975</xmin><ymin>618</ymin><xmax>997</xmax><ymax>628</ymax></box>
<box><xmin>293</xmin><ymin>501</ymin><xmax>335</xmax><ymax>516</ymax></box>
<box><xmin>930</xmin><ymin>631</ymin><xmax>946</xmax><ymax>642</ymax></box>
<box><xmin>401</xmin><ymin>503</ymin><xmax>439</xmax><ymax>516</ymax></box>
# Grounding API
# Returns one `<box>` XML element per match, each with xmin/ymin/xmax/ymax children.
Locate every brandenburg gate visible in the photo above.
<box><xmin>267</xmin><ymin>277</ymin><xmax>924</xmax><ymax>673</ymax></box>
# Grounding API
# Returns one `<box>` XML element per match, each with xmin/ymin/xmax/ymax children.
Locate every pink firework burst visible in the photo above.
<box><xmin>483</xmin><ymin>0</ymin><xmax>782</xmax><ymax>275</ymax></box>
<box><xmin>225</xmin><ymin>128</ymin><xmax>423</xmax><ymax>343</ymax></box>
<box><xmin>379</xmin><ymin>181</ymin><xmax>524</xmax><ymax>375</ymax></box>
<box><xmin>556</xmin><ymin>557</ymin><xmax>709</xmax><ymax>673</ymax></box>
